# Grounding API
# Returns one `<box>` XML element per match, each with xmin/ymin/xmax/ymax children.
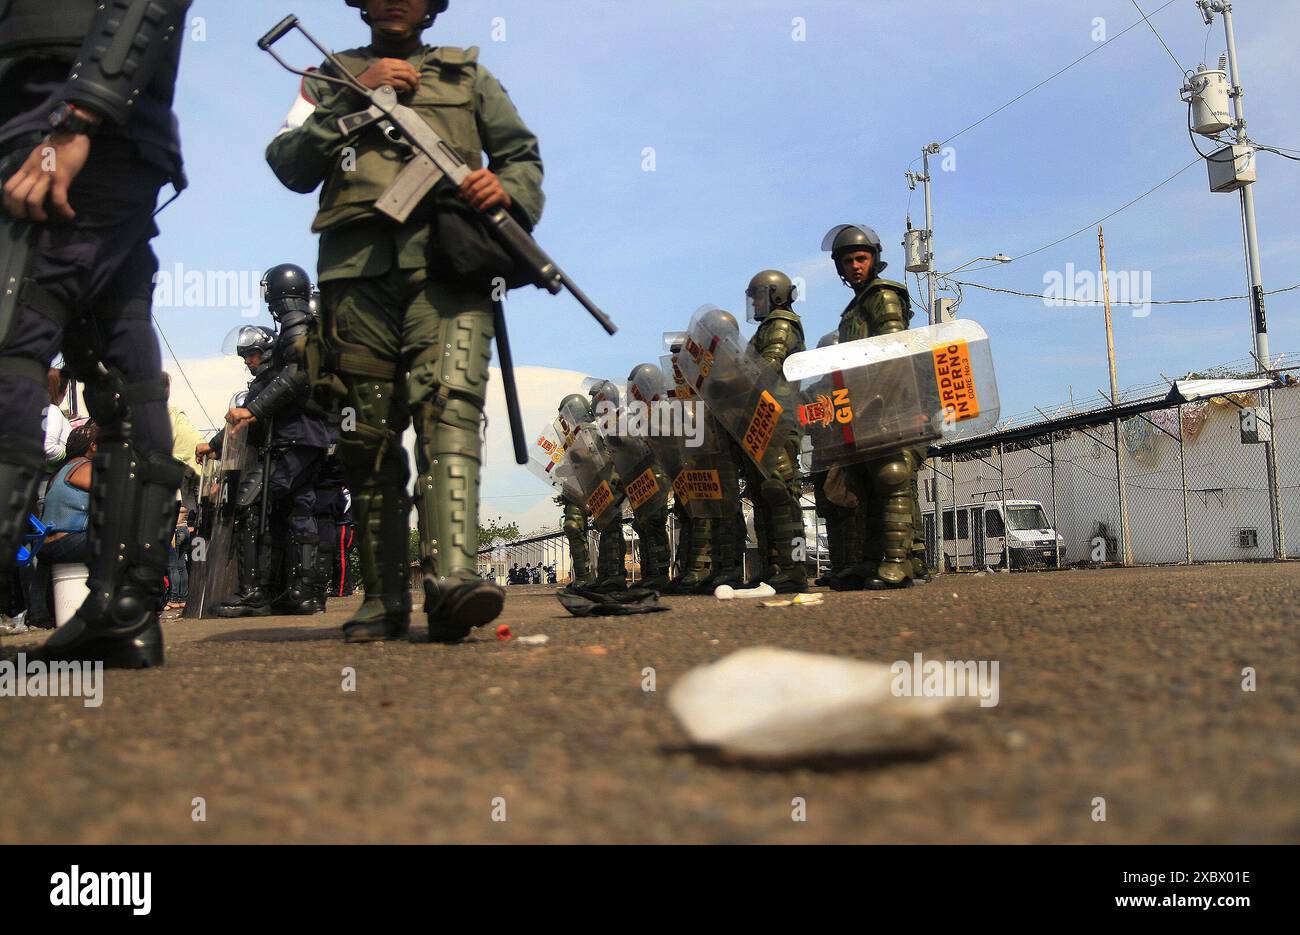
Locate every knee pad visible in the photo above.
<box><xmin>873</xmin><ymin>457</ymin><xmax>912</xmax><ymax>493</ymax></box>
<box><xmin>235</xmin><ymin>464</ymin><xmax>265</xmax><ymax>510</ymax></box>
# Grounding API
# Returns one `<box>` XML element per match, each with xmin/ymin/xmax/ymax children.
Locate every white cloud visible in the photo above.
<box><xmin>162</xmin><ymin>353</ymin><xmax>252</xmax><ymax>434</ymax></box>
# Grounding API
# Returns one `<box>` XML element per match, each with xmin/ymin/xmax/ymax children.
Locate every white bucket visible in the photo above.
<box><xmin>52</xmin><ymin>563</ymin><xmax>91</xmax><ymax>627</ymax></box>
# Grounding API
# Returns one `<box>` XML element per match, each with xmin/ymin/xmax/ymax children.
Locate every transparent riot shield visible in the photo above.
<box><xmin>559</xmin><ymin>423</ymin><xmax>626</xmax><ymax>531</ymax></box>
<box><xmin>594</xmin><ymin>404</ymin><xmax>669</xmax><ymax>518</ymax></box>
<box><xmin>659</xmin><ymin>348</ymin><xmax>728</xmax><ymax>519</ymax></box>
<box><xmin>627</xmin><ymin>362</ymin><xmax>684</xmax><ymax>489</ymax></box>
<box><xmin>184</xmin><ymin>419</ymin><xmax>257</xmax><ymax>618</ymax></box>
<box><xmin>673</xmin><ymin>304</ymin><xmax>804</xmax><ymax>480</ymax></box>
<box><xmin>526</xmin><ymin>421</ymin><xmax>583</xmax><ymax>508</ymax></box>
<box><xmin>783</xmin><ymin>319</ymin><xmax>1000</xmax><ymax>470</ymax></box>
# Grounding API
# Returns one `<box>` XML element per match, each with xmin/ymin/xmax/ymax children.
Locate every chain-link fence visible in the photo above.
<box><xmin>919</xmin><ymin>377</ymin><xmax>1298</xmax><ymax>571</ymax></box>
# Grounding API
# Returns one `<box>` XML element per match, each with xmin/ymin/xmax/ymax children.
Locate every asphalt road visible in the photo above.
<box><xmin>2</xmin><ymin>562</ymin><xmax>1297</xmax><ymax>843</ymax></box>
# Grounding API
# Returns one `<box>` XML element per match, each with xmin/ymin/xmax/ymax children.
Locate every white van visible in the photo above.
<box><xmin>927</xmin><ymin>499</ymin><xmax>1065</xmax><ymax>571</ymax></box>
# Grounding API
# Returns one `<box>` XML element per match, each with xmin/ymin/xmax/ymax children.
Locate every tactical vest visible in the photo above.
<box><xmin>311</xmin><ymin>45</ymin><xmax>483</xmax><ymax>233</ymax></box>
<box><xmin>750</xmin><ymin>307</ymin><xmax>805</xmax><ymax>358</ymax></box>
<box><xmin>839</xmin><ymin>277</ymin><xmax>912</xmax><ymax>340</ymax></box>
<box><xmin>0</xmin><ymin>0</ymin><xmax>95</xmax><ymax>60</ymax></box>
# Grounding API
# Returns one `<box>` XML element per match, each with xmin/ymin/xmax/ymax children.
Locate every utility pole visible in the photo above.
<box><xmin>1192</xmin><ymin>0</ymin><xmax>1284</xmax><ymax>557</ymax></box>
<box><xmin>1099</xmin><ymin>227</ymin><xmax>1132</xmax><ymax>566</ymax></box>
<box><xmin>905</xmin><ymin>142</ymin><xmax>942</xmax><ymax>325</ymax></box>
<box><xmin>1197</xmin><ymin>1</ymin><xmax>1268</xmax><ymax>364</ymax></box>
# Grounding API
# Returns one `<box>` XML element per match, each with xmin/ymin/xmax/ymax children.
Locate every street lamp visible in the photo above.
<box><xmin>939</xmin><ymin>255</ymin><xmax>1011</xmax><ymax>277</ymax></box>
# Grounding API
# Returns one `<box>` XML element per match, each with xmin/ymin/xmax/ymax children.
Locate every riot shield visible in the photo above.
<box><xmin>184</xmin><ymin>419</ymin><xmax>257</xmax><ymax>618</ymax></box>
<box><xmin>659</xmin><ymin>348</ymin><xmax>728</xmax><ymax>519</ymax></box>
<box><xmin>593</xmin><ymin>404</ymin><xmax>669</xmax><ymax>519</ymax></box>
<box><xmin>558</xmin><ymin>423</ymin><xmax>626</xmax><ymax>532</ymax></box>
<box><xmin>783</xmin><ymin>319</ymin><xmax>1000</xmax><ymax>471</ymax></box>
<box><xmin>673</xmin><ymin>304</ymin><xmax>804</xmax><ymax>481</ymax></box>
<box><xmin>627</xmin><ymin>362</ymin><xmax>684</xmax><ymax>488</ymax></box>
<box><xmin>526</xmin><ymin>421</ymin><xmax>584</xmax><ymax>507</ymax></box>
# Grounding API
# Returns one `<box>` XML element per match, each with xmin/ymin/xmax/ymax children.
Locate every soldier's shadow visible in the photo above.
<box><xmin>658</xmin><ymin>739</ymin><xmax>958</xmax><ymax>774</ymax></box>
<box><xmin>198</xmin><ymin>626</ymin><xmax>342</xmax><ymax>644</ymax></box>
<box><xmin>197</xmin><ymin>626</ymin><xmax>507</xmax><ymax>645</ymax></box>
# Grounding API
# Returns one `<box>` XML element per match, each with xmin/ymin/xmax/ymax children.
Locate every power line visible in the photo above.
<box><xmin>953</xmin><ymin>278</ymin><xmax>1300</xmax><ymax>306</ymax></box>
<box><xmin>1256</xmin><ymin>144</ymin><xmax>1300</xmax><ymax>163</ymax></box>
<box><xmin>931</xmin><ymin>0</ymin><xmax>1181</xmax><ymax>150</ymax></box>
<box><xmin>959</xmin><ymin>157</ymin><xmax>1203</xmax><ymax>273</ymax></box>
<box><xmin>1130</xmin><ymin>0</ymin><xmax>1186</xmax><ymax>74</ymax></box>
<box><xmin>155</xmin><ymin>319</ymin><xmax>217</xmax><ymax>429</ymax></box>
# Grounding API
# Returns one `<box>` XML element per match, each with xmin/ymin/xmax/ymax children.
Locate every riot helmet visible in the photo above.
<box><xmin>222</xmin><ymin>324</ymin><xmax>276</xmax><ymax>358</ymax></box>
<box><xmin>822</xmin><ymin>223</ymin><xmax>888</xmax><ymax>286</ymax></box>
<box><xmin>345</xmin><ymin>0</ymin><xmax>447</xmax><ymax>29</ymax></box>
<box><xmin>745</xmin><ymin>269</ymin><xmax>796</xmax><ymax>322</ymax></box>
<box><xmin>222</xmin><ymin>325</ymin><xmax>276</xmax><ymax>375</ymax></box>
<box><xmin>687</xmin><ymin>304</ymin><xmax>740</xmax><ymax>339</ymax></box>
<box><xmin>557</xmin><ymin>393</ymin><xmax>592</xmax><ymax>439</ymax></box>
<box><xmin>627</xmin><ymin>363</ymin><xmax>666</xmax><ymax>405</ymax></box>
<box><xmin>586</xmin><ymin>379</ymin><xmax>620</xmax><ymax>411</ymax></box>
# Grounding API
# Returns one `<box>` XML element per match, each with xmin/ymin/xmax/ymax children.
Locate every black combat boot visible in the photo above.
<box><xmin>272</xmin><ymin>535</ymin><xmax>319</xmax><ymax>615</ymax></box>
<box><xmin>216</xmin><ymin>517</ymin><xmax>271</xmax><ymax>617</ymax></box>
<box><xmin>313</xmin><ymin>543</ymin><xmax>334</xmax><ymax>612</ymax></box>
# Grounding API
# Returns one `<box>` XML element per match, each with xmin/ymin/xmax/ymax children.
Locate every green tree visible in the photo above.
<box><xmin>406</xmin><ymin>519</ymin><xmax>520</xmax><ymax>563</ymax></box>
<box><xmin>478</xmin><ymin>517</ymin><xmax>520</xmax><ymax>551</ymax></box>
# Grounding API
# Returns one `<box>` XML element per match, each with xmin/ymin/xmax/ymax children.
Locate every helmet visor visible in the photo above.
<box><xmin>557</xmin><ymin>398</ymin><xmax>590</xmax><ymax>439</ymax></box>
<box><xmin>821</xmin><ymin>223</ymin><xmax>880</xmax><ymax>252</ymax></box>
<box><xmin>222</xmin><ymin>325</ymin><xmax>268</xmax><ymax>357</ymax></box>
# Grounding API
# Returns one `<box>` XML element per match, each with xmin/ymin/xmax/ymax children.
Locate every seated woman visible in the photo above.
<box><xmin>28</xmin><ymin>423</ymin><xmax>97</xmax><ymax>627</ymax></box>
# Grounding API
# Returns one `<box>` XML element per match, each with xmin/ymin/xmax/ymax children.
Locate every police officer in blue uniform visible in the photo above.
<box><xmin>211</xmin><ymin>265</ymin><xmax>333</xmax><ymax>617</ymax></box>
<box><xmin>0</xmin><ymin>0</ymin><xmax>193</xmax><ymax>667</ymax></box>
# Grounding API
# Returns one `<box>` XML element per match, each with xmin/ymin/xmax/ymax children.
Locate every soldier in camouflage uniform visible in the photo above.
<box><xmin>557</xmin><ymin>393</ymin><xmax>626</xmax><ymax>592</ymax></box>
<box><xmin>589</xmin><ymin>379</ymin><xmax>671</xmax><ymax>590</ymax></box>
<box><xmin>559</xmin><ymin>495</ymin><xmax>593</xmax><ymax>587</ymax></box>
<box><xmin>740</xmin><ymin>271</ymin><xmax>807</xmax><ymax>592</ymax></box>
<box><xmin>265</xmin><ymin>0</ymin><xmax>545</xmax><ymax>642</ymax></box>
<box><xmin>664</xmin><ymin>331</ymin><xmax>744</xmax><ymax>595</ymax></box>
<box><xmin>807</xmin><ymin>331</ymin><xmax>860</xmax><ymax>586</ymax></box>
<box><xmin>823</xmin><ymin>224</ymin><xmax>927</xmax><ymax>590</ymax></box>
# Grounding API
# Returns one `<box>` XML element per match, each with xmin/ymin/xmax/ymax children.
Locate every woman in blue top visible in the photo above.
<box><xmin>26</xmin><ymin>424</ymin><xmax>97</xmax><ymax>628</ymax></box>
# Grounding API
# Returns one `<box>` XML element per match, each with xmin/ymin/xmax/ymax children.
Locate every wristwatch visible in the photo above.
<box><xmin>48</xmin><ymin>102</ymin><xmax>100</xmax><ymax>137</ymax></box>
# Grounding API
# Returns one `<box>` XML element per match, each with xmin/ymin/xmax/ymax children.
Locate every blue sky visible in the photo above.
<box><xmin>152</xmin><ymin>0</ymin><xmax>1300</xmax><ymax>529</ymax></box>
